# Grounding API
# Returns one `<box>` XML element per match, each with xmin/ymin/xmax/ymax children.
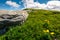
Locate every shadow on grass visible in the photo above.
<box><xmin>0</xmin><ymin>21</ymin><xmax>22</xmax><ymax>35</ymax></box>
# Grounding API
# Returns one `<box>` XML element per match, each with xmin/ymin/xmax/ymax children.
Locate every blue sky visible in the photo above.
<box><xmin>0</xmin><ymin>0</ymin><xmax>60</xmax><ymax>10</ymax></box>
<box><xmin>35</xmin><ymin>0</ymin><xmax>50</xmax><ymax>3</ymax></box>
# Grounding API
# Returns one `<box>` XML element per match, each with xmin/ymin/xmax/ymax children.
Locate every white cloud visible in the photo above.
<box><xmin>22</xmin><ymin>0</ymin><xmax>45</xmax><ymax>9</ymax></box>
<box><xmin>22</xmin><ymin>0</ymin><xmax>47</xmax><ymax>9</ymax></box>
<box><xmin>32</xmin><ymin>2</ymin><xmax>47</xmax><ymax>9</ymax></box>
<box><xmin>22</xmin><ymin>0</ymin><xmax>34</xmax><ymax>8</ymax></box>
<box><xmin>22</xmin><ymin>0</ymin><xmax>60</xmax><ymax>10</ymax></box>
<box><xmin>6</xmin><ymin>1</ymin><xmax>20</xmax><ymax>8</ymax></box>
<box><xmin>47</xmin><ymin>1</ymin><xmax>60</xmax><ymax>10</ymax></box>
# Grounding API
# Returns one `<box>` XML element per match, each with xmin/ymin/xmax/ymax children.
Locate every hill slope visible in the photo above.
<box><xmin>0</xmin><ymin>9</ymin><xmax>60</xmax><ymax>40</ymax></box>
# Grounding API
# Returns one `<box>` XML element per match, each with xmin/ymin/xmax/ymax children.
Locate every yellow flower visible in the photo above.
<box><xmin>44</xmin><ymin>20</ymin><xmax>50</xmax><ymax>24</ymax></box>
<box><xmin>43</xmin><ymin>29</ymin><xmax>49</xmax><ymax>33</ymax></box>
<box><xmin>50</xmin><ymin>32</ymin><xmax>55</xmax><ymax>35</ymax></box>
<box><xmin>44</xmin><ymin>20</ymin><xmax>48</xmax><ymax>22</ymax></box>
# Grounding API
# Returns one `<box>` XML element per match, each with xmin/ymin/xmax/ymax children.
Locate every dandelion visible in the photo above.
<box><xmin>50</xmin><ymin>32</ymin><xmax>55</xmax><ymax>35</ymax></box>
<box><xmin>44</xmin><ymin>20</ymin><xmax>48</xmax><ymax>22</ymax></box>
<box><xmin>44</xmin><ymin>20</ymin><xmax>50</xmax><ymax>24</ymax></box>
<box><xmin>43</xmin><ymin>29</ymin><xmax>49</xmax><ymax>33</ymax></box>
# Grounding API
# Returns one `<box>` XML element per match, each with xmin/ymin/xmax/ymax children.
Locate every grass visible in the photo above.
<box><xmin>0</xmin><ymin>9</ymin><xmax>60</xmax><ymax>40</ymax></box>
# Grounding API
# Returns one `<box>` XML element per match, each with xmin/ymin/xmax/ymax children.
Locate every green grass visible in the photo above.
<box><xmin>0</xmin><ymin>9</ymin><xmax>60</xmax><ymax>40</ymax></box>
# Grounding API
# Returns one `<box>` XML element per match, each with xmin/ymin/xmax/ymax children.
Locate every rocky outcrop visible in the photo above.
<box><xmin>0</xmin><ymin>10</ymin><xmax>29</xmax><ymax>34</ymax></box>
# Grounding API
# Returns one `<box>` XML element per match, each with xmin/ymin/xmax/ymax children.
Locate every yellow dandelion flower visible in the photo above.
<box><xmin>43</xmin><ymin>29</ymin><xmax>49</xmax><ymax>33</ymax></box>
<box><xmin>44</xmin><ymin>20</ymin><xmax>50</xmax><ymax>24</ymax></box>
<box><xmin>50</xmin><ymin>32</ymin><xmax>55</xmax><ymax>35</ymax></box>
<box><xmin>44</xmin><ymin>20</ymin><xmax>48</xmax><ymax>22</ymax></box>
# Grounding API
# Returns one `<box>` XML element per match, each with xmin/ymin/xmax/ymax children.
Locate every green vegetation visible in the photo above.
<box><xmin>0</xmin><ymin>9</ymin><xmax>60</xmax><ymax>40</ymax></box>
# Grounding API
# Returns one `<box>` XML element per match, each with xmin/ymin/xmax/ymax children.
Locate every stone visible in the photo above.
<box><xmin>0</xmin><ymin>10</ymin><xmax>29</xmax><ymax>34</ymax></box>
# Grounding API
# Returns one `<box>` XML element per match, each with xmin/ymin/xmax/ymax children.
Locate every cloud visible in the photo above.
<box><xmin>22</xmin><ymin>0</ymin><xmax>47</xmax><ymax>9</ymax></box>
<box><xmin>22</xmin><ymin>0</ymin><xmax>34</xmax><ymax>8</ymax></box>
<box><xmin>47</xmin><ymin>1</ymin><xmax>60</xmax><ymax>10</ymax></box>
<box><xmin>22</xmin><ymin>0</ymin><xmax>60</xmax><ymax>10</ymax></box>
<box><xmin>6</xmin><ymin>1</ymin><xmax>20</xmax><ymax>8</ymax></box>
<box><xmin>22</xmin><ymin>0</ymin><xmax>44</xmax><ymax>9</ymax></box>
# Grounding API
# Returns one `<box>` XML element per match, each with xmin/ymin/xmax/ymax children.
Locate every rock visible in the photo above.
<box><xmin>0</xmin><ymin>10</ymin><xmax>29</xmax><ymax>30</ymax></box>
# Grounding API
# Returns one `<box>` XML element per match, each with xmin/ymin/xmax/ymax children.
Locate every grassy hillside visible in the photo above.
<box><xmin>0</xmin><ymin>9</ymin><xmax>60</xmax><ymax>40</ymax></box>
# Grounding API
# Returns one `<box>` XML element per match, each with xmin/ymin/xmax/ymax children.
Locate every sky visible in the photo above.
<box><xmin>0</xmin><ymin>0</ymin><xmax>60</xmax><ymax>10</ymax></box>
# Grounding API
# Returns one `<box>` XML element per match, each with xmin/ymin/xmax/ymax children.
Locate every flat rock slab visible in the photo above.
<box><xmin>0</xmin><ymin>10</ymin><xmax>29</xmax><ymax>34</ymax></box>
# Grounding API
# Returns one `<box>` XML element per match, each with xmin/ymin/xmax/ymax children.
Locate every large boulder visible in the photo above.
<box><xmin>0</xmin><ymin>10</ymin><xmax>29</xmax><ymax>30</ymax></box>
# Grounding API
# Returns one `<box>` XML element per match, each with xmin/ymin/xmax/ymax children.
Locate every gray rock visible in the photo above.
<box><xmin>0</xmin><ymin>10</ymin><xmax>29</xmax><ymax>29</ymax></box>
